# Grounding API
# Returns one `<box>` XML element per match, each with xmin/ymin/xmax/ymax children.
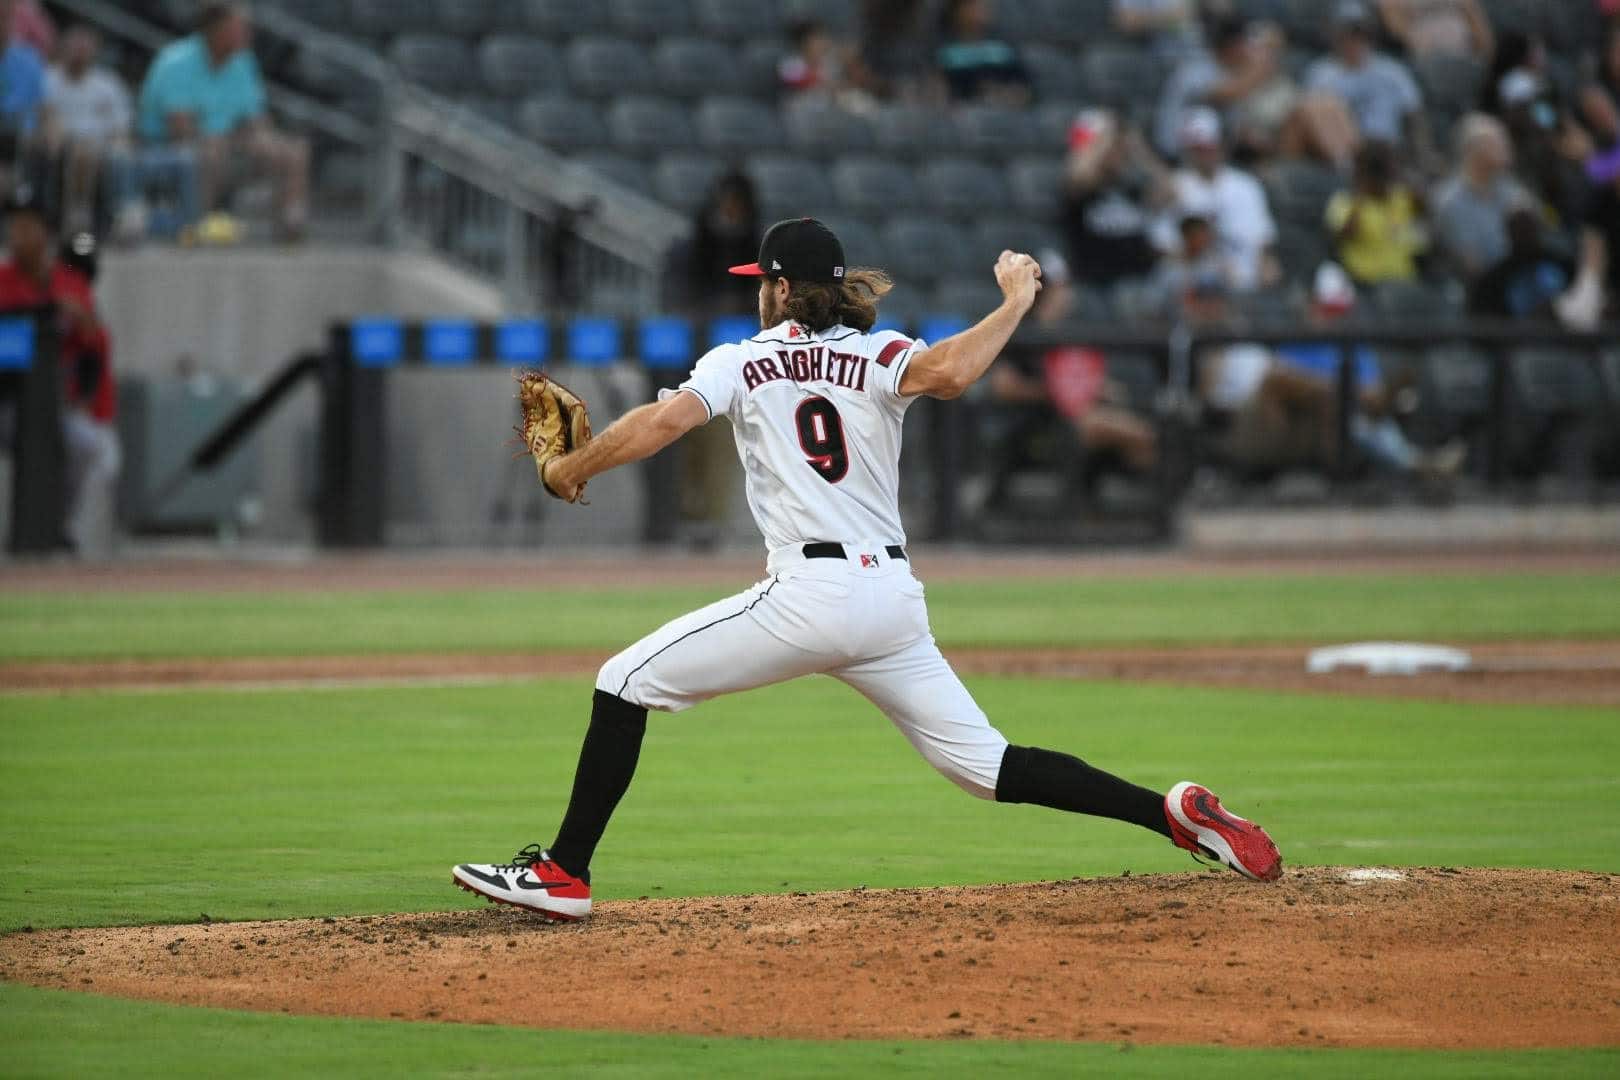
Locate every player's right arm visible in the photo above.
<box><xmin>899</xmin><ymin>251</ymin><xmax>1042</xmax><ymax>400</ymax></box>
<box><xmin>542</xmin><ymin>391</ymin><xmax>708</xmax><ymax>503</ymax></box>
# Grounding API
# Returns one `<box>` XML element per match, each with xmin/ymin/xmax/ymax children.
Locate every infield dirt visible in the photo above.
<box><xmin>4</xmin><ymin>868</ymin><xmax>1617</xmax><ymax>1049</ymax></box>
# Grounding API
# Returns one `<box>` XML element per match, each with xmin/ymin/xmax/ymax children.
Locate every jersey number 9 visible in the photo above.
<box><xmin>795</xmin><ymin>396</ymin><xmax>849</xmax><ymax>484</ymax></box>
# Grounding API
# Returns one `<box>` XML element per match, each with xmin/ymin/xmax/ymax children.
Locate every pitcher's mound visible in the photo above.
<box><xmin>4</xmin><ymin>867</ymin><xmax>1617</xmax><ymax>1048</ymax></box>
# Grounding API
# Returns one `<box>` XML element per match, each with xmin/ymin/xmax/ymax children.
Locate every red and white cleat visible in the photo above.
<box><xmin>452</xmin><ymin>844</ymin><xmax>592</xmax><ymax>920</ymax></box>
<box><xmin>1165</xmin><ymin>781</ymin><xmax>1282</xmax><ymax>882</ymax></box>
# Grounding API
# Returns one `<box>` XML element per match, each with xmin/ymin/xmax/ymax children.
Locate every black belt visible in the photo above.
<box><xmin>803</xmin><ymin>542</ymin><xmax>906</xmax><ymax>562</ymax></box>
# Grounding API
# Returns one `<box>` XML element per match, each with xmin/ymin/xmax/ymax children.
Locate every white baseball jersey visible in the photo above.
<box><xmin>602</xmin><ymin>316</ymin><xmax>1008</xmax><ymax>802</ymax></box>
<box><xmin>659</xmin><ymin>320</ymin><xmax>929</xmax><ymax>553</ymax></box>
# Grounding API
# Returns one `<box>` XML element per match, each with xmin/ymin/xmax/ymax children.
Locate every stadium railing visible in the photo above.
<box><xmin>290</xmin><ymin>315</ymin><xmax>1617</xmax><ymax>547</ymax></box>
<box><xmin>52</xmin><ymin>0</ymin><xmax>690</xmax><ymax>312</ymax></box>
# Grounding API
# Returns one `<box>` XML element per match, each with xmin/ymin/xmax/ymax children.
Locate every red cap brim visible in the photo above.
<box><xmin>728</xmin><ymin>262</ymin><xmax>765</xmax><ymax>276</ymax></box>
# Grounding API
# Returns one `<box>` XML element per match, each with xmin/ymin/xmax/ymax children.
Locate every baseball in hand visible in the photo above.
<box><xmin>995</xmin><ymin>250</ymin><xmax>1043</xmax><ymax>308</ymax></box>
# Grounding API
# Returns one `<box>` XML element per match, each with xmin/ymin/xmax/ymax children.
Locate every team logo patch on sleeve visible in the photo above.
<box><xmin>875</xmin><ymin>339</ymin><xmax>912</xmax><ymax>368</ymax></box>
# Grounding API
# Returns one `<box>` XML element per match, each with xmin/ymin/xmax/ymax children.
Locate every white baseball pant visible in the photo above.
<box><xmin>596</xmin><ymin>542</ymin><xmax>1009</xmax><ymax>798</ymax></box>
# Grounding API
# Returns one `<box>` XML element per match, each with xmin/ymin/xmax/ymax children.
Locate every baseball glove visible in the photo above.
<box><xmin>515</xmin><ymin>371</ymin><xmax>592</xmax><ymax>502</ymax></box>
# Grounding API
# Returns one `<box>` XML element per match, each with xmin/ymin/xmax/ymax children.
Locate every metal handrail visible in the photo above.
<box><xmin>51</xmin><ymin>0</ymin><xmax>690</xmax><ymax>308</ymax></box>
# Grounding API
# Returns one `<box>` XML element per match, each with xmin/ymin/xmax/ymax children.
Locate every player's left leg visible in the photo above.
<box><xmin>833</xmin><ymin>635</ymin><xmax>1281</xmax><ymax>881</ymax></box>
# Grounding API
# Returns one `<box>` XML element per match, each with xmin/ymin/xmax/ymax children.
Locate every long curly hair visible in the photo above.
<box><xmin>780</xmin><ymin>269</ymin><xmax>894</xmax><ymax>333</ymax></box>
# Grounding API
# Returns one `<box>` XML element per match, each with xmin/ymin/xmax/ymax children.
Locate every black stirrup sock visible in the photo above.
<box><xmin>548</xmin><ymin>690</ymin><xmax>648</xmax><ymax>880</ymax></box>
<box><xmin>994</xmin><ymin>744</ymin><xmax>1172</xmax><ymax>839</ymax></box>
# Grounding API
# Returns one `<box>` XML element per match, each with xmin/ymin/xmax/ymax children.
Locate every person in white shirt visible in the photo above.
<box><xmin>44</xmin><ymin>24</ymin><xmax>133</xmax><ymax>233</ymax></box>
<box><xmin>1165</xmin><ymin>108</ymin><xmax>1279</xmax><ymax>291</ymax></box>
<box><xmin>450</xmin><ymin>218</ymin><xmax>1283</xmax><ymax>921</ymax></box>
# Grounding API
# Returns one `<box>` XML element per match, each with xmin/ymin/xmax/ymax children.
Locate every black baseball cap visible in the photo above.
<box><xmin>729</xmin><ymin>217</ymin><xmax>846</xmax><ymax>283</ymax></box>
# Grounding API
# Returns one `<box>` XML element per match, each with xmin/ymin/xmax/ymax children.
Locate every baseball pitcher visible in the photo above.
<box><xmin>454</xmin><ymin>219</ymin><xmax>1281</xmax><ymax>920</ymax></box>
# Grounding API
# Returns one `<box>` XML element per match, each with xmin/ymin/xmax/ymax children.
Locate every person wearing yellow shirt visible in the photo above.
<box><xmin>1324</xmin><ymin>140</ymin><xmax>1428</xmax><ymax>283</ymax></box>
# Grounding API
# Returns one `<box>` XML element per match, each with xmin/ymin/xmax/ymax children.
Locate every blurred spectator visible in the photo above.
<box><xmin>1478</xmin><ymin>29</ymin><xmax>1541</xmax><ymax>116</ymax></box>
<box><xmin>1146</xmin><ymin>212</ymin><xmax>1235</xmax><ymax>319</ymax></box>
<box><xmin>1577</xmin><ymin>22</ymin><xmax>1620</xmax><ymax>151</ymax></box>
<box><xmin>45</xmin><ymin>25</ymin><xmax>135</xmax><ymax>235</ymax></box>
<box><xmin>6</xmin><ymin>0</ymin><xmax>52</xmax><ymax>57</ymax></box>
<box><xmin>1558</xmin><ymin>166</ymin><xmax>1619</xmax><ymax>327</ymax></box>
<box><xmin>988</xmin><ymin>249</ymin><xmax>1159</xmax><ymax>475</ymax></box>
<box><xmin>0</xmin><ymin>189</ymin><xmax>120</xmax><ymax>556</ymax></box>
<box><xmin>1113</xmin><ymin>0</ymin><xmax>1204</xmax><ymax>61</ymax></box>
<box><xmin>687</xmin><ymin>169</ymin><xmax>759</xmax><ymax>317</ymax></box>
<box><xmin>1061</xmin><ymin>109</ymin><xmax>1171</xmax><ymax>291</ymax></box>
<box><xmin>1</xmin><ymin>0</ymin><xmax>48</xmax><ymax>176</ymax></box>
<box><xmin>1164</xmin><ymin>108</ymin><xmax>1279</xmax><ymax>290</ymax></box>
<box><xmin>1468</xmin><ymin>207</ymin><xmax>1575</xmax><ymax>319</ymax></box>
<box><xmin>934</xmin><ymin>0</ymin><xmax>1031</xmax><ymax>106</ymax></box>
<box><xmin>1324</xmin><ymin>140</ymin><xmax>1428</xmax><ymax>283</ymax></box>
<box><xmin>137</xmin><ymin>3</ymin><xmax>309</xmax><ymax>241</ymax></box>
<box><xmin>1203</xmin><ymin>262</ymin><xmax>1461</xmax><ymax>482</ymax></box>
<box><xmin>1374</xmin><ymin>0</ymin><xmax>1492</xmax><ymax>60</ymax></box>
<box><xmin>1432</xmin><ymin>113</ymin><xmax>1535</xmax><ymax>280</ymax></box>
<box><xmin>1495</xmin><ymin>66</ymin><xmax>1594</xmax><ymax>229</ymax></box>
<box><xmin>1155</xmin><ymin>16</ymin><xmax>1290</xmax><ymax>159</ymax></box>
<box><xmin>779</xmin><ymin>20</ymin><xmax>841</xmax><ymax>97</ymax></box>
<box><xmin>1306</xmin><ymin>3</ymin><xmax>1436</xmax><ymax>163</ymax></box>
<box><xmin>1273</xmin><ymin>264</ymin><xmax>1462</xmax><ymax>481</ymax></box>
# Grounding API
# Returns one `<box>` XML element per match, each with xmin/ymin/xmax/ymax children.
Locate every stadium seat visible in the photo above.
<box><xmin>695</xmin><ymin>96</ymin><xmax>783</xmax><ymax>152</ymax></box>
<box><xmin>876</xmin><ymin>281</ymin><xmax>926</xmax><ymax>332</ymax></box>
<box><xmin>566</xmin><ymin>37</ymin><xmax>653</xmax><ymax>98</ymax></box>
<box><xmin>1366</xmin><ymin>281</ymin><xmax>1461</xmax><ymax>326</ymax></box>
<box><xmin>1006</xmin><ymin>156</ymin><xmax>1065</xmax><ymax>221</ymax></box>
<box><xmin>522</xmin><ymin>0</ymin><xmax>610</xmax><ymax>36</ymax></box>
<box><xmin>1509</xmin><ymin>347</ymin><xmax>1605</xmax><ymax>416</ymax></box>
<box><xmin>953</xmin><ymin>105</ymin><xmax>1038</xmax><ymax>156</ymax></box>
<box><xmin>1261</xmin><ymin>161</ymin><xmax>1342</xmax><ymax>229</ymax></box>
<box><xmin>831</xmin><ymin>157</ymin><xmax>920</xmax><ymax>218</ymax></box>
<box><xmin>1414</xmin><ymin>54</ymin><xmax>1485</xmax><ymax>127</ymax></box>
<box><xmin>607</xmin><ymin>0</ymin><xmax>695</xmax><ymax>39</ymax></box>
<box><xmin>1082</xmin><ymin>45</ymin><xmax>1167</xmax><ymax>109</ymax></box>
<box><xmin>870</xmin><ymin>104</ymin><xmax>959</xmax><ymax>160</ymax></box>
<box><xmin>1273</xmin><ymin>224</ymin><xmax>1332</xmax><ymax>280</ymax></box>
<box><xmin>813</xmin><ymin>215</ymin><xmax>883</xmax><ymax>268</ymax></box>
<box><xmin>352</xmin><ymin>0</ymin><xmax>440</xmax><ymax>36</ymax></box>
<box><xmin>970</xmin><ymin>219</ymin><xmax>1061</xmax><ymax>269</ymax></box>
<box><xmin>1021</xmin><ymin>42</ymin><xmax>1088</xmax><ymax>102</ymax></box>
<box><xmin>389</xmin><ymin>36</ymin><xmax>474</xmax><ymax>96</ymax></box>
<box><xmin>290</xmin><ymin>46</ymin><xmax>368</xmax><ymax>102</ymax></box>
<box><xmin>880</xmin><ymin>218</ymin><xmax>973</xmax><ymax>285</ymax></box>
<box><xmin>519</xmin><ymin>97</ymin><xmax>607</xmax><ymax>153</ymax></box>
<box><xmin>439</xmin><ymin>0</ymin><xmax>499</xmax><ymax>37</ymax></box>
<box><xmin>1026</xmin><ymin>0</ymin><xmax>1112</xmax><ymax>47</ymax></box>
<box><xmin>747</xmin><ymin>154</ymin><xmax>837</xmax><ymax>219</ymax></box>
<box><xmin>740</xmin><ymin>40</ymin><xmax>790</xmax><ymax>97</ymax></box>
<box><xmin>607</xmin><ymin>97</ymin><xmax>698</xmax><ymax>155</ymax></box>
<box><xmin>654</xmin><ymin>153</ymin><xmax>725</xmax><ymax>213</ymax></box>
<box><xmin>781</xmin><ymin>0</ymin><xmax>856</xmax><ymax>33</ymax></box>
<box><xmin>1030</xmin><ymin>101</ymin><xmax>1081</xmax><ymax>152</ymax></box>
<box><xmin>478</xmin><ymin>37</ymin><xmax>563</xmax><ymax>99</ymax></box>
<box><xmin>694</xmin><ymin>0</ymin><xmax>778</xmax><ymax>38</ymax></box>
<box><xmin>918</xmin><ymin>158</ymin><xmax>1011</xmax><ymax>220</ymax></box>
<box><xmin>316</xmin><ymin>149</ymin><xmax>372</xmax><ymax>212</ymax></box>
<box><xmin>575</xmin><ymin>152</ymin><xmax>655</xmax><ymax>197</ymax></box>
<box><xmin>785</xmin><ymin>103</ymin><xmax>876</xmax><ymax>154</ymax></box>
<box><xmin>932</xmin><ymin>278</ymin><xmax>1006</xmax><ymax>320</ymax></box>
<box><xmin>655</xmin><ymin>37</ymin><xmax>746</xmax><ymax>99</ymax></box>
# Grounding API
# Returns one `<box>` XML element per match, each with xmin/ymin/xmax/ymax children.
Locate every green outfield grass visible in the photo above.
<box><xmin>3</xmin><ymin>571</ymin><xmax>1619</xmax><ymax>661</ymax></box>
<box><xmin>6</xmin><ymin>984</ymin><xmax>1613</xmax><ymax>1080</ymax></box>
<box><xmin>4</xmin><ymin>676</ymin><xmax>1619</xmax><ymax>1075</ymax></box>
<box><xmin>3</xmin><ymin>569</ymin><xmax>1618</xmax><ymax>1076</ymax></box>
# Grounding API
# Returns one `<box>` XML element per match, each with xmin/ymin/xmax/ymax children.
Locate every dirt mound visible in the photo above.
<box><xmin>5</xmin><ymin>868</ymin><xmax>1617</xmax><ymax>1048</ymax></box>
<box><xmin>7</xmin><ymin>641</ymin><xmax>1619</xmax><ymax>706</ymax></box>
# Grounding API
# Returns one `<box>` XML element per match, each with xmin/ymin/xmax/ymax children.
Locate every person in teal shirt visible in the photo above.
<box><xmin>136</xmin><ymin>3</ymin><xmax>307</xmax><ymax>240</ymax></box>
